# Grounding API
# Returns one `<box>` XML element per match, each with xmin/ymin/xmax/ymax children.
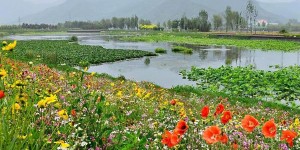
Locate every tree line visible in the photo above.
<box><xmin>163</xmin><ymin>0</ymin><xmax>257</xmax><ymax>33</ymax></box>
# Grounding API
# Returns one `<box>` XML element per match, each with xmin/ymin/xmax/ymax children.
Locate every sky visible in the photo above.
<box><xmin>22</xmin><ymin>0</ymin><xmax>298</xmax><ymax>4</ymax></box>
<box><xmin>23</xmin><ymin>0</ymin><xmax>65</xmax><ymax>4</ymax></box>
<box><xmin>257</xmin><ymin>0</ymin><xmax>296</xmax><ymax>2</ymax></box>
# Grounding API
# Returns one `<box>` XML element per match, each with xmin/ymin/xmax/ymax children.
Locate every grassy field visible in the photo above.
<box><xmin>180</xmin><ymin>65</ymin><xmax>300</xmax><ymax>105</ymax></box>
<box><xmin>5</xmin><ymin>40</ymin><xmax>155</xmax><ymax>67</ymax></box>
<box><xmin>0</xmin><ymin>39</ymin><xmax>299</xmax><ymax>149</ymax></box>
<box><xmin>120</xmin><ymin>32</ymin><xmax>300</xmax><ymax>51</ymax></box>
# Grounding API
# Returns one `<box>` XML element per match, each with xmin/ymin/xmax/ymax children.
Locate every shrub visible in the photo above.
<box><xmin>279</xmin><ymin>29</ymin><xmax>288</xmax><ymax>34</ymax></box>
<box><xmin>172</xmin><ymin>46</ymin><xmax>193</xmax><ymax>54</ymax></box>
<box><xmin>155</xmin><ymin>48</ymin><xmax>167</xmax><ymax>53</ymax></box>
<box><xmin>69</xmin><ymin>35</ymin><xmax>78</xmax><ymax>42</ymax></box>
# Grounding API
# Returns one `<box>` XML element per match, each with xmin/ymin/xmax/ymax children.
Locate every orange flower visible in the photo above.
<box><xmin>232</xmin><ymin>142</ymin><xmax>239</xmax><ymax>150</ymax></box>
<box><xmin>71</xmin><ymin>109</ymin><xmax>76</xmax><ymax>117</ymax></box>
<box><xmin>221</xmin><ymin>111</ymin><xmax>232</xmax><ymax>124</ymax></box>
<box><xmin>174</xmin><ymin>120</ymin><xmax>188</xmax><ymax>135</ymax></box>
<box><xmin>262</xmin><ymin>119</ymin><xmax>276</xmax><ymax>138</ymax></box>
<box><xmin>202</xmin><ymin>126</ymin><xmax>221</xmax><ymax>144</ymax></box>
<box><xmin>0</xmin><ymin>90</ymin><xmax>4</xmax><ymax>99</ymax></box>
<box><xmin>218</xmin><ymin>133</ymin><xmax>228</xmax><ymax>144</ymax></box>
<box><xmin>201</xmin><ymin>106</ymin><xmax>209</xmax><ymax>118</ymax></box>
<box><xmin>170</xmin><ymin>99</ymin><xmax>177</xmax><ymax>105</ymax></box>
<box><xmin>280</xmin><ymin>130</ymin><xmax>298</xmax><ymax>147</ymax></box>
<box><xmin>241</xmin><ymin>115</ymin><xmax>259</xmax><ymax>132</ymax></box>
<box><xmin>214</xmin><ymin>103</ymin><xmax>224</xmax><ymax>116</ymax></box>
<box><xmin>161</xmin><ymin>130</ymin><xmax>180</xmax><ymax>148</ymax></box>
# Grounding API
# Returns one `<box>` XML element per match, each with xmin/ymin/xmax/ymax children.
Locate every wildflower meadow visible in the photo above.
<box><xmin>0</xmin><ymin>40</ymin><xmax>299</xmax><ymax>149</ymax></box>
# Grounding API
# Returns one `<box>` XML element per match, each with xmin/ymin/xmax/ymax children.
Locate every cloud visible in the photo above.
<box><xmin>23</xmin><ymin>0</ymin><xmax>65</xmax><ymax>4</ymax></box>
<box><xmin>256</xmin><ymin>0</ymin><xmax>297</xmax><ymax>3</ymax></box>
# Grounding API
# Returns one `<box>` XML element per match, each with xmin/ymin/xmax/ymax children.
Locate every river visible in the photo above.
<box><xmin>4</xmin><ymin>34</ymin><xmax>300</xmax><ymax>88</ymax></box>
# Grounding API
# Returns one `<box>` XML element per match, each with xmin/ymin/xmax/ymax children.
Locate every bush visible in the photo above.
<box><xmin>279</xmin><ymin>29</ymin><xmax>288</xmax><ymax>34</ymax></box>
<box><xmin>172</xmin><ymin>46</ymin><xmax>193</xmax><ymax>54</ymax></box>
<box><xmin>69</xmin><ymin>35</ymin><xmax>78</xmax><ymax>42</ymax></box>
<box><xmin>144</xmin><ymin>57</ymin><xmax>150</xmax><ymax>65</ymax></box>
<box><xmin>155</xmin><ymin>48</ymin><xmax>167</xmax><ymax>53</ymax></box>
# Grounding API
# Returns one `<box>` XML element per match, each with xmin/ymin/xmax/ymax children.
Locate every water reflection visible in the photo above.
<box><xmin>4</xmin><ymin>34</ymin><xmax>300</xmax><ymax>88</ymax></box>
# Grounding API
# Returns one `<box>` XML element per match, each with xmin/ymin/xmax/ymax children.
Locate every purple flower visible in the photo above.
<box><xmin>279</xmin><ymin>144</ymin><xmax>288</xmax><ymax>150</ymax></box>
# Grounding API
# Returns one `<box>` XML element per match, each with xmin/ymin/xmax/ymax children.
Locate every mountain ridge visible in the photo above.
<box><xmin>9</xmin><ymin>0</ymin><xmax>299</xmax><ymax>24</ymax></box>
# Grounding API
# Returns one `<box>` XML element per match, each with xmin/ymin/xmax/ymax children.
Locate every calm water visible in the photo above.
<box><xmin>4</xmin><ymin>34</ymin><xmax>300</xmax><ymax>88</ymax></box>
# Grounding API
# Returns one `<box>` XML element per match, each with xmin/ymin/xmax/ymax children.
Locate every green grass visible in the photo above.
<box><xmin>5</xmin><ymin>40</ymin><xmax>156</xmax><ymax>66</ymax></box>
<box><xmin>120</xmin><ymin>31</ymin><xmax>300</xmax><ymax>51</ymax></box>
<box><xmin>154</xmin><ymin>47</ymin><xmax>167</xmax><ymax>53</ymax></box>
<box><xmin>171</xmin><ymin>46</ymin><xmax>193</xmax><ymax>54</ymax></box>
<box><xmin>171</xmin><ymin>85</ymin><xmax>300</xmax><ymax>115</ymax></box>
<box><xmin>181</xmin><ymin>65</ymin><xmax>300</xmax><ymax>107</ymax></box>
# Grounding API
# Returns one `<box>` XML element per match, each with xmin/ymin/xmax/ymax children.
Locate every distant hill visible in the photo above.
<box><xmin>20</xmin><ymin>0</ymin><xmax>287</xmax><ymax>24</ymax></box>
<box><xmin>0</xmin><ymin>0</ymin><xmax>65</xmax><ymax>24</ymax></box>
<box><xmin>258</xmin><ymin>1</ymin><xmax>300</xmax><ymax>21</ymax></box>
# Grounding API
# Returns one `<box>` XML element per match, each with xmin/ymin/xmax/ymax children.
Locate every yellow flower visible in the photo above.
<box><xmin>294</xmin><ymin>118</ymin><xmax>300</xmax><ymax>126</ymax></box>
<box><xmin>37</xmin><ymin>99</ymin><xmax>47</xmax><ymax>108</ymax></box>
<box><xmin>17</xmin><ymin>134</ymin><xmax>32</xmax><ymax>140</ymax></box>
<box><xmin>45</xmin><ymin>94</ymin><xmax>58</xmax><ymax>104</ymax></box>
<box><xmin>61</xmin><ymin>142</ymin><xmax>70</xmax><ymax>148</ymax></box>
<box><xmin>13</xmin><ymin>80</ymin><xmax>26</xmax><ymax>88</ymax></box>
<box><xmin>12</xmin><ymin>103</ymin><xmax>21</xmax><ymax>114</ymax></box>
<box><xmin>16</xmin><ymin>93</ymin><xmax>28</xmax><ymax>105</ymax></box>
<box><xmin>13</xmin><ymin>103</ymin><xmax>21</xmax><ymax>110</ymax></box>
<box><xmin>58</xmin><ymin>109</ymin><xmax>68</xmax><ymax>120</ymax></box>
<box><xmin>17</xmin><ymin>135</ymin><xmax>27</xmax><ymax>140</ymax></box>
<box><xmin>116</xmin><ymin>91</ymin><xmax>122</xmax><ymax>98</ymax></box>
<box><xmin>2</xmin><ymin>41</ymin><xmax>7</xmax><ymax>46</ymax></box>
<box><xmin>54</xmin><ymin>140</ymin><xmax>70</xmax><ymax>149</ymax></box>
<box><xmin>2</xmin><ymin>40</ymin><xmax>17</xmax><ymax>51</ymax></box>
<box><xmin>91</xmin><ymin>72</ymin><xmax>96</xmax><ymax>76</ymax></box>
<box><xmin>0</xmin><ymin>69</ymin><xmax>7</xmax><ymax>78</ymax></box>
<box><xmin>54</xmin><ymin>88</ymin><xmax>62</xmax><ymax>94</ymax></box>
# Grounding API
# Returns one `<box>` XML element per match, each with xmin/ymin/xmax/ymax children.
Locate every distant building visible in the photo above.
<box><xmin>268</xmin><ymin>22</ymin><xmax>279</xmax><ymax>26</ymax></box>
<box><xmin>256</xmin><ymin>19</ymin><xmax>268</xmax><ymax>27</ymax></box>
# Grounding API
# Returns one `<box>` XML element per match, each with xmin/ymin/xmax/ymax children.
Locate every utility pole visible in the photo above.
<box><xmin>18</xmin><ymin>17</ymin><xmax>21</xmax><ymax>27</ymax></box>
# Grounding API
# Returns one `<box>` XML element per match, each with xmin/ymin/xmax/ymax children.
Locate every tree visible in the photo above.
<box><xmin>246</xmin><ymin>0</ymin><xmax>258</xmax><ymax>34</ymax></box>
<box><xmin>199</xmin><ymin>10</ymin><xmax>211</xmax><ymax>32</ymax></box>
<box><xmin>225</xmin><ymin>6</ymin><xmax>233</xmax><ymax>32</ymax></box>
<box><xmin>213</xmin><ymin>15</ymin><xmax>223</xmax><ymax>31</ymax></box>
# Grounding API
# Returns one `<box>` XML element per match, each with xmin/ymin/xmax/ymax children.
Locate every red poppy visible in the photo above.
<box><xmin>170</xmin><ymin>99</ymin><xmax>177</xmax><ymax>105</ymax></box>
<box><xmin>218</xmin><ymin>133</ymin><xmax>228</xmax><ymax>144</ymax></box>
<box><xmin>71</xmin><ymin>109</ymin><xmax>76</xmax><ymax>117</ymax></box>
<box><xmin>161</xmin><ymin>130</ymin><xmax>180</xmax><ymax>148</ymax></box>
<box><xmin>241</xmin><ymin>115</ymin><xmax>259</xmax><ymax>132</ymax></box>
<box><xmin>0</xmin><ymin>90</ymin><xmax>5</xmax><ymax>99</ymax></box>
<box><xmin>201</xmin><ymin>106</ymin><xmax>209</xmax><ymax>118</ymax></box>
<box><xmin>221</xmin><ymin>111</ymin><xmax>232</xmax><ymax>124</ymax></box>
<box><xmin>202</xmin><ymin>126</ymin><xmax>221</xmax><ymax>144</ymax></box>
<box><xmin>280</xmin><ymin>130</ymin><xmax>298</xmax><ymax>148</ymax></box>
<box><xmin>232</xmin><ymin>142</ymin><xmax>239</xmax><ymax>150</ymax></box>
<box><xmin>174</xmin><ymin>120</ymin><xmax>188</xmax><ymax>135</ymax></box>
<box><xmin>262</xmin><ymin>119</ymin><xmax>277</xmax><ymax>138</ymax></box>
<box><xmin>214</xmin><ymin>103</ymin><xmax>224</xmax><ymax>116</ymax></box>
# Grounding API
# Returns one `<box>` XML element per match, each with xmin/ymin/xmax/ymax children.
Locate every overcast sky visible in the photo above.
<box><xmin>23</xmin><ymin>0</ymin><xmax>65</xmax><ymax>4</ymax></box>
<box><xmin>22</xmin><ymin>0</ymin><xmax>299</xmax><ymax>4</ymax></box>
<box><xmin>257</xmin><ymin>0</ymin><xmax>297</xmax><ymax>2</ymax></box>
